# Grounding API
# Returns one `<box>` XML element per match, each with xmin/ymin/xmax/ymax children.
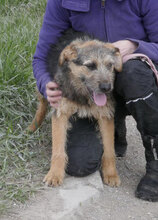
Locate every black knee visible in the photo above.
<box><xmin>114</xmin><ymin>60</ymin><xmax>158</xmax><ymax>136</ymax></box>
<box><xmin>66</xmin><ymin>141</ymin><xmax>103</xmax><ymax>177</ymax></box>
<box><xmin>66</xmin><ymin>117</ymin><xmax>103</xmax><ymax>177</ymax></box>
<box><xmin>115</xmin><ymin>59</ymin><xmax>156</xmax><ymax>101</ymax></box>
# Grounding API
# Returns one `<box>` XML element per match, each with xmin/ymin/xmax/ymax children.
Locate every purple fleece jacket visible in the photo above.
<box><xmin>33</xmin><ymin>0</ymin><xmax>158</xmax><ymax>98</ymax></box>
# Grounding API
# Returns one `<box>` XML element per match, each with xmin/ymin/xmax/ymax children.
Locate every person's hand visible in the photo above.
<box><xmin>113</xmin><ymin>40</ymin><xmax>138</xmax><ymax>58</ymax></box>
<box><xmin>46</xmin><ymin>81</ymin><xmax>62</xmax><ymax>108</ymax></box>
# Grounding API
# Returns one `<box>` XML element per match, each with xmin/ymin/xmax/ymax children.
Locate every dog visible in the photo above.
<box><xmin>28</xmin><ymin>29</ymin><xmax>122</xmax><ymax>187</ymax></box>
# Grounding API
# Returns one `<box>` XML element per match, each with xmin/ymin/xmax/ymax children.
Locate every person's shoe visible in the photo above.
<box><xmin>115</xmin><ymin>129</ymin><xmax>127</xmax><ymax>157</ymax></box>
<box><xmin>115</xmin><ymin>142</ymin><xmax>127</xmax><ymax>157</ymax></box>
<box><xmin>135</xmin><ymin>161</ymin><xmax>158</xmax><ymax>202</ymax></box>
<box><xmin>114</xmin><ymin>113</ymin><xmax>127</xmax><ymax>157</ymax></box>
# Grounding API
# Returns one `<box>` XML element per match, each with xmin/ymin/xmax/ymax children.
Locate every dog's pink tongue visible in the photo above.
<box><xmin>93</xmin><ymin>92</ymin><xmax>107</xmax><ymax>106</ymax></box>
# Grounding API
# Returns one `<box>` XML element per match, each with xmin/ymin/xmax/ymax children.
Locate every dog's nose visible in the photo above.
<box><xmin>99</xmin><ymin>83</ymin><xmax>111</xmax><ymax>92</ymax></box>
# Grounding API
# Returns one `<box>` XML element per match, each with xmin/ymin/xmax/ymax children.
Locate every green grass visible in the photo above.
<box><xmin>0</xmin><ymin>0</ymin><xmax>51</xmax><ymax>216</ymax></box>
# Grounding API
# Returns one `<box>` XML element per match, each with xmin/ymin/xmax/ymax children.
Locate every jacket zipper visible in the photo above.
<box><xmin>101</xmin><ymin>0</ymin><xmax>105</xmax><ymax>8</ymax></box>
<box><xmin>101</xmin><ymin>0</ymin><xmax>108</xmax><ymax>41</ymax></box>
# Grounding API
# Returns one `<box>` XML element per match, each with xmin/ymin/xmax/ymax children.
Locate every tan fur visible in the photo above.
<box><xmin>43</xmin><ymin>114</ymin><xmax>70</xmax><ymax>186</ymax></box>
<box><xmin>79</xmin><ymin>40</ymin><xmax>101</xmax><ymax>48</ymax></box>
<box><xmin>28</xmin><ymin>39</ymin><xmax>122</xmax><ymax>187</ymax></box>
<box><xmin>59</xmin><ymin>44</ymin><xmax>78</xmax><ymax>65</ymax></box>
<box><xmin>28</xmin><ymin>92</ymin><xmax>48</xmax><ymax>132</ymax></box>
<box><xmin>98</xmin><ymin>117</ymin><xmax>120</xmax><ymax>186</ymax></box>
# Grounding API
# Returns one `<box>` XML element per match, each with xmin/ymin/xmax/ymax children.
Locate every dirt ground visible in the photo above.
<box><xmin>2</xmin><ymin>116</ymin><xmax>158</xmax><ymax>220</ymax></box>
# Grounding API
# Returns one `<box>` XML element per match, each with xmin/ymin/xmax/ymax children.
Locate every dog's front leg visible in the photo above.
<box><xmin>98</xmin><ymin>117</ymin><xmax>121</xmax><ymax>187</ymax></box>
<box><xmin>43</xmin><ymin>113</ymin><xmax>69</xmax><ymax>186</ymax></box>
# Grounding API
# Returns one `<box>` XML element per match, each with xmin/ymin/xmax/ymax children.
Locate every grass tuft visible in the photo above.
<box><xmin>0</xmin><ymin>0</ymin><xmax>51</xmax><ymax>216</ymax></box>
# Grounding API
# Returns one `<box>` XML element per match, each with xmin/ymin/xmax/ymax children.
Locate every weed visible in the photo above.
<box><xmin>0</xmin><ymin>0</ymin><xmax>50</xmax><ymax>216</ymax></box>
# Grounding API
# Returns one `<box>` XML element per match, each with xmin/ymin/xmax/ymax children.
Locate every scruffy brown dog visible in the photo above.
<box><xmin>29</xmin><ymin>29</ymin><xmax>122</xmax><ymax>187</ymax></box>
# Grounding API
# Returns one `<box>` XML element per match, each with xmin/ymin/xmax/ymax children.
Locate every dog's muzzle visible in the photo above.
<box><xmin>99</xmin><ymin>83</ymin><xmax>111</xmax><ymax>93</ymax></box>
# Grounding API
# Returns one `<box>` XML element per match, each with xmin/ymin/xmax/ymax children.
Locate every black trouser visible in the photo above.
<box><xmin>115</xmin><ymin>59</ymin><xmax>158</xmax><ymax>162</ymax></box>
<box><xmin>66</xmin><ymin>117</ymin><xmax>103</xmax><ymax>176</ymax></box>
<box><xmin>66</xmin><ymin>59</ymin><xmax>158</xmax><ymax>176</ymax></box>
<box><xmin>115</xmin><ymin>59</ymin><xmax>158</xmax><ymax>135</ymax></box>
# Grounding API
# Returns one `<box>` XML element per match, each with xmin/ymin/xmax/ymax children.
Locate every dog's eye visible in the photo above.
<box><xmin>106</xmin><ymin>63</ymin><xmax>113</xmax><ymax>69</ymax></box>
<box><xmin>80</xmin><ymin>75</ymin><xmax>86</xmax><ymax>82</ymax></box>
<box><xmin>72</xmin><ymin>58</ymin><xmax>82</xmax><ymax>65</ymax></box>
<box><xmin>85</xmin><ymin>62</ymin><xmax>97</xmax><ymax>71</ymax></box>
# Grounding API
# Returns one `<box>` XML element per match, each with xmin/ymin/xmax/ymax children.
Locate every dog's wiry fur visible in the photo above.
<box><xmin>28</xmin><ymin>29</ymin><xmax>122</xmax><ymax>187</ymax></box>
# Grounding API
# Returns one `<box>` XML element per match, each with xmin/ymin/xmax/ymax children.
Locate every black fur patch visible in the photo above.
<box><xmin>47</xmin><ymin>29</ymin><xmax>91</xmax><ymax>79</ymax></box>
<box><xmin>47</xmin><ymin>29</ymin><xmax>92</xmax><ymax>106</ymax></box>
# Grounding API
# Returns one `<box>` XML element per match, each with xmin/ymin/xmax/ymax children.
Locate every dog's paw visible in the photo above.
<box><xmin>43</xmin><ymin>170</ymin><xmax>64</xmax><ymax>187</ymax></box>
<box><xmin>103</xmin><ymin>174</ymin><xmax>121</xmax><ymax>187</ymax></box>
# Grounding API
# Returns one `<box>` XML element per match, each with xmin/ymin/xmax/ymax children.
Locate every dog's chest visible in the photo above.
<box><xmin>56</xmin><ymin>98</ymin><xmax>115</xmax><ymax>119</ymax></box>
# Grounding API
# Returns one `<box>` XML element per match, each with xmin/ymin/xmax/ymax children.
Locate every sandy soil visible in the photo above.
<box><xmin>2</xmin><ymin>116</ymin><xmax>158</xmax><ymax>220</ymax></box>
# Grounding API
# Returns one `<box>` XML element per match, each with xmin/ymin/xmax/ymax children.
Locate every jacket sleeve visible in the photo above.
<box><xmin>128</xmin><ymin>0</ymin><xmax>158</xmax><ymax>64</ymax></box>
<box><xmin>33</xmin><ymin>0</ymin><xmax>70</xmax><ymax>98</ymax></box>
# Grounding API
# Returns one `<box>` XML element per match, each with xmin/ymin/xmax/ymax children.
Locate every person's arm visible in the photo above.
<box><xmin>127</xmin><ymin>0</ymin><xmax>158</xmax><ymax>63</ymax></box>
<box><xmin>33</xmin><ymin>0</ymin><xmax>70</xmax><ymax>99</ymax></box>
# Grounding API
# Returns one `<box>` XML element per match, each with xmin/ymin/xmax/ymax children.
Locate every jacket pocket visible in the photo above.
<box><xmin>62</xmin><ymin>0</ymin><xmax>90</xmax><ymax>12</ymax></box>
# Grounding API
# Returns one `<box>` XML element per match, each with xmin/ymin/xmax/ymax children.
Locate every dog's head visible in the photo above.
<box><xmin>56</xmin><ymin>39</ymin><xmax>122</xmax><ymax>106</ymax></box>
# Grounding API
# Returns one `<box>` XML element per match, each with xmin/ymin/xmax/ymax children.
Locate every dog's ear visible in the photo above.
<box><xmin>113</xmin><ymin>47</ymin><xmax>122</xmax><ymax>72</ymax></box>
<box><xmin>59</xmin><ymin>44</ymin><xmax>78</xmax><ymax>66</ymax></box>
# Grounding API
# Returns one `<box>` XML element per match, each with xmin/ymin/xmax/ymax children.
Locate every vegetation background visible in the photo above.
<box><xmin>0</xmin><ymin>0</ymin><xmax>51</xmax><ymax>215</ymax></box>
<box><xmin>1</xmin><ymin>1</ymin><xmax>158</xmax><ymax>220</ymax></box>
